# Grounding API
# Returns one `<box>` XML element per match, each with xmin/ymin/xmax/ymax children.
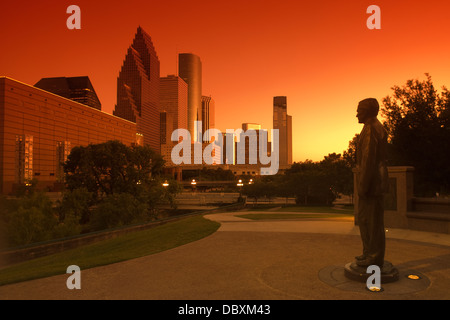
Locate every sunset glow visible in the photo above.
<box><xmin>2</xmin><ymin>0</ymin><xmax>450</xmax><ymax>162</ymax></box>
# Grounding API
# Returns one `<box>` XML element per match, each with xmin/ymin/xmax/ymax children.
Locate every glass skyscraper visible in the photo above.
<box><xmin>114</xmin><ymin>26</ymin><xmax>161</xmax><ymax>152</ymax></box>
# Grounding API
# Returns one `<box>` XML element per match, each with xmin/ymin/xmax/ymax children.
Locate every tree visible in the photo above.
<box><xmin>320</xmin><ymin>153</ymin><xmax>353</xmax><ymax>197</ymax></box>
<box><xmin>90</xmin><ymin>192</ymin><xmax>149</xmax><ymax>230</ymax></box>
<box><xmin>242</xmin><ymin>181</ymin><xmax>266</xmax><ymax>205</ymax></box>
<box><xmin>283</xmin><ymin>160</ymin><xmax>336</xmax><ymax>205</ymax></box>
<box><xmin>381</xmin><ymin>74</ymin><xmax>450</xmax><ymax>195</ymax></box>
<box><xmin>64</xmin><ymin>141</ymin><xmax>165</xmax><ymax>198</ymax></box>
<box><xmin>343</xmin><ymin>134</ymin><xmax>358</xmax><ymax>170</ymax></box>
<box><xmin>62</xmin><ymin>141</ymin><xmax>181</xmax><ymax>230</ymax></box>
<box><xmin>56</xmin><ymin>187</ymin><xmax>93</xmax><ymax>225</ymax></box>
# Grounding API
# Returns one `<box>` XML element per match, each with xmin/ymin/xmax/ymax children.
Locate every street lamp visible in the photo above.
<box><xmin>237</xmin><ymin>179</ymin><xmax>244</xmax><ymax>203</ymax></box>
<box><xmin>249</xmin><ymin>179</ymin><xmax>253</xmax><ymax>185</ymax></box>
<box><xmin>162</xmin><ymin>180</ymin><xmax>169</xmax><ymax>187</ymax></box>
<box><xmin>191</xmin><ymin>179</ymin><xmax>197</xmax><ymax>192</ymax></box>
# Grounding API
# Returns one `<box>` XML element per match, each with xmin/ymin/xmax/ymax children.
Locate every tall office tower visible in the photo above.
<box><xmin>242</xmin><ymin>123</ymin><xmax>261</xmax><ymax>131</ymax></box>
<box><xmin>287</xmin><ymin>114</ymin><xmax>292</xmax><ymax>165</ymax></box>
<box><xmin>237</xmin><ymin>123</ymin><xmax>271</xmax><ymax>165</ymax></box>
<box><xmin>178</xmin><ymin>53</ymin><xmax>202</xmax><ymax>142</ymax></box>
<box><xmin>222</xmin><ymin>132</ymin><xmax>236</xmax><ymax>165</ymax></box>
<box><xmin>34</xmin><ymin>76</ymin><xmax>102</xmax><ymax>110</ymax></box>
<box><xmin>160</xmin><ymin>75</ymin><xmax>188</xmax><ymax>138</ymax></box>
<box><xmin>114</xmin><ymin>26</ymin><xmax>160</xmax><ymax>151</ymax></box>
<box><xmin>273</xmin><ymin>96</ymin><xmax>292</xmax><ymax>167</ymax></box>
<box><xmin>238</xmin><ymin>123</ymin><xmax>261</xmax><ymax>165</ymax></box>
<box><xmin>201</xmin><ymin>96</ymin><xmax>215</xmax><ymax>142</ymax></box>
<box><xmin>160</xmin><ymin>111</ymin><xmax>174</xmax><ymax>145</ymax></box>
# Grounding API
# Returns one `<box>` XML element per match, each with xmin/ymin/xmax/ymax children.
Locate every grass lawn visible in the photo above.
<box><xmin>275</xmin><ymin>206</ymin><xmax>354</xmax><ymax>214</ymax></box>
<box><xmin>237</xmin><ymin>206</ymin><xmax>354</xmax><ymax>220</ymax></box>
<box><xmin>0</xmin><ymin>215</ymin><xmax>220</xmax><ymax>286</ymax></box>
<box><xmin>236</xmin><ymin>213</ymin><xmax>354</xmax><ymax>220</ymax></box>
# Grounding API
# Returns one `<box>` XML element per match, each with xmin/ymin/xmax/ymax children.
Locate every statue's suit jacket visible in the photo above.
<box><xmin>357</xmin><ymin>117</ymin><xmax>389</xmax><ymax>198</ymax></box>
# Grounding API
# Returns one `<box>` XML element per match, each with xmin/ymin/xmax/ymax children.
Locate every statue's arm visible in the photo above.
<box><xmin>358</xmin><ymin>127</ymin><xmax>377</xmax><ymax>197</ymax></box>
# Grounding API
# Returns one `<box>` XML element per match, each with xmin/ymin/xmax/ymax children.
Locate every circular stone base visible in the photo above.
<box><xmin>344</xmin><ymin>260</ymin><xmax>399</xmax><ymax>283</ymax></box>
<box><xmin>319</xmin><ymin>264</ymin><xmax>430</xmax><ymax>295</ymax></box>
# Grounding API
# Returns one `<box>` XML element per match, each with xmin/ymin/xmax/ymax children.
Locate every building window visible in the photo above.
<box><xmin>56</xmin><ymin>141</ymin><xmax>71</xmax><ymax>182</ymax></box>
<box><xmin>135</xmin><ymin>133</ymin><xmax>144</xmax><ymax>146</ymax></box>
<box><xmin>15</xmin><ymin>135</ymin><xmax>33</xmax><ymax>184</ymax></box>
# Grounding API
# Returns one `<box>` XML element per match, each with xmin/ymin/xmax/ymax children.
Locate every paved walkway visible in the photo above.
<box><xmin>1</xmin><ymin>211</ymin><xmax>450</xmax><ymax>300</ymax></box>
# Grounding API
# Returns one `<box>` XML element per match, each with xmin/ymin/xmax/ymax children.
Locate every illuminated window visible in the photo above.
<box><xmin>15</xmin><ymin>135</ymin><xmax>33</xmax><ymax>184</ymax></box>
<box><xmin>56</xmin><ymin>141</ymin><xmax>71</xmax><ymax>182</ymax></box>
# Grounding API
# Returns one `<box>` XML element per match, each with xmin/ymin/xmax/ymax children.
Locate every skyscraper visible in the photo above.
<box><xmin>160</xmin><ymin>75</ymin><xmax>188</xmax><ymax>134</ymax></box>
<box><xmin>159</xmin><ymin>75</ymin><xmax>188</xmax><ymax>163</ymax></box>
<box><xmin>178</xmin><ymin>53</ymin><xmax>202</xmax><ymax>142</ymax></box>
<box><xmin>201</xmin><ymin>95</ymin><xmax>215</xmax><ymax>142</ymax></box>
<box><xmin>273</xmin><ymin>96</ymin><xmax>292</xmax><ymax>167</ymax></box>
<box><xmin>237</xmin><ymin>123</ymin><xmax>271</xmax><ymax>166</ymax></box>
<box><xmin>114</xmin><ymin>26</ymin><xmax>160</xmax><ymax>151</ymax></box>
<box><xmin>34</xmin><ymin>76</ymin><xmax>102</xmax><ymax>110</ymax></box>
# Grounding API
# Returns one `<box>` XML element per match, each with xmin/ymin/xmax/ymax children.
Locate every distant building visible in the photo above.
<box><xmin>34</xmin><ymin>76</ymin><xmax>101</xmax><ymax>110</ymax></box>
<box><xmin>114</xmin><ymin>26</ymin><xmax>161</xmax><ymax>152</ymax></box>
<box><xmin>178</xmin><ymin>53</ymin><xmax>202</xmax><ymax>142</ymax></box>
<box><xmin>201</xmin><ymin>96</ymin><xmax>215</xmax><ymax>142</ymax></box>
<box><xmin>160</xmin><ymin>111</ymin><xmax>174</xmax><ymax>145</ymax></box>
<box><xmin>273</xmin><ymin>96</ymin><xmax>292</xmax><ymax>167</ymax></box>
<box><xmin>222</xmin><ymin>132</ymin><xmax>236</xmax><ymax>165</ymax></box>
<box><xmin>160</xmin><ymin>75</ymin><xmax>188</xmax><ymax>141</ymax></box>
<box><xmin>236</xmin><ymin>123</ymin><xmax>271</xmax><ymax>166</ymax></box>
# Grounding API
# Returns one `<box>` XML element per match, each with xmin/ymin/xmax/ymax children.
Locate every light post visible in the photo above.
<box><xmin>191</xmin><ymin>179</ymin><xmax>197</xmax><ymax>192</ymax></box>
<box><xmin>162</xmin><ymin>180</ymin><xmax>169</xmax><ymax>187</ymax></box>
<box><xmin>237</xmin><ymin>179</ymin><xmax>244</xmax><ymax>202</ymax></box>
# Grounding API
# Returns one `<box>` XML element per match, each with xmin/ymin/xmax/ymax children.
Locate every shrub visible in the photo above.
<box><xmin>89</xmin><ymin>193</ymin><xmax>149</xmax><ymax>230</ymax></box>
<box><xmin>5</xmin><ymin>192</ymin><xmax>58</xmax><ymax>246</ymax></box>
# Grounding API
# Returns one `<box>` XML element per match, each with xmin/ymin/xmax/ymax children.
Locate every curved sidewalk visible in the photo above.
<box><xmin>1</xmin><ymin>211</ymin><xmax>450</xmax><ymax>300</ymax></box>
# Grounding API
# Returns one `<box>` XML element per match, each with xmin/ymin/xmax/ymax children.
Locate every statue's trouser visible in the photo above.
<box><xmin>358</xmin><ymin>195</ymin><xmax>385</xmax><ymax>266</ymax></box>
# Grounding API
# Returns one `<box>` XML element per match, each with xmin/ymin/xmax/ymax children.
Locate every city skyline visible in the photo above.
<box><xmin>2</xmin><ymin>1</ymin><xmax>450</xmax><ymax>161</ymax></box>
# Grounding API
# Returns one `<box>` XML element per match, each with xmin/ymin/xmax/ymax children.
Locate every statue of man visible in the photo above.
<box><xmin>355</xmin><ymin>98</ymin><xmax>389</xmax><ymax>267</ymax></box>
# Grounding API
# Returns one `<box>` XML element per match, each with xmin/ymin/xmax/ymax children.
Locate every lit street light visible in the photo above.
<box><xmin>237</xmin><ymin>179</ymin><xmax>244</xmax><ymax>203</ymax></box>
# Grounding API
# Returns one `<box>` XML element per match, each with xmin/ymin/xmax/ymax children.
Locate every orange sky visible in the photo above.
<box><xmin>1</xmin><ymin>0</ymin><xmax>450</xmax><ymax>162</ymax></box>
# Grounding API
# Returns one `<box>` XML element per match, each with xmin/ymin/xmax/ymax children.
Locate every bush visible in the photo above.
<box><xmin>4</xmin><ymin>192</ymin><xmax>58</xmax><ymax>246</ymax></box>
<box><xmin>1</xmin><ymin>191</ymin><xmax>87</xmax><ymax>247</ymax></box>
<box><xmin>57</xmin><ymin>188</ymin><xmax>93</xmax><ymax>225</ymax></box>
<box><xmin>89</xmin><ymin>193</ymin><xmax>149</xmax><ymax>230</ymax></box>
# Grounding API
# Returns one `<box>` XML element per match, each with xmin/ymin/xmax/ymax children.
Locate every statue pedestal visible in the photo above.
<box><xmin>344</xmin><ymin>260</ymin><xmax>399</xmax><ymax>283</ymax></box>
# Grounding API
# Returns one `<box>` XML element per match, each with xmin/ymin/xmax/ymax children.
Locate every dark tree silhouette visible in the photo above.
<box><xmin>381</xmin><ymin>74</ymin><xmax>450</xmax><ymax>196</ymax></box>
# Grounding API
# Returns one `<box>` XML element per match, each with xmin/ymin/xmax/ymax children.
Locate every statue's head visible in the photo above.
<box><xmin>357</xmin><ymin>98</ymin><xmax>379</xmax><ymax>123</ymax></box>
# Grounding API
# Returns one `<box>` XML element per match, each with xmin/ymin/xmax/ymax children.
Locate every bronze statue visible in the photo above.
<box><xmin>355</xmin><ymin>98</ymin><xmax>389</xmax><ymax>267</ymax></box>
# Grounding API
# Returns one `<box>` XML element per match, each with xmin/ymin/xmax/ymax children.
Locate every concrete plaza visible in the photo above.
<box><xmin>1</xmin><ymin>211</ymin><xmax>450</xmax><ymax>300</ymax></box>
